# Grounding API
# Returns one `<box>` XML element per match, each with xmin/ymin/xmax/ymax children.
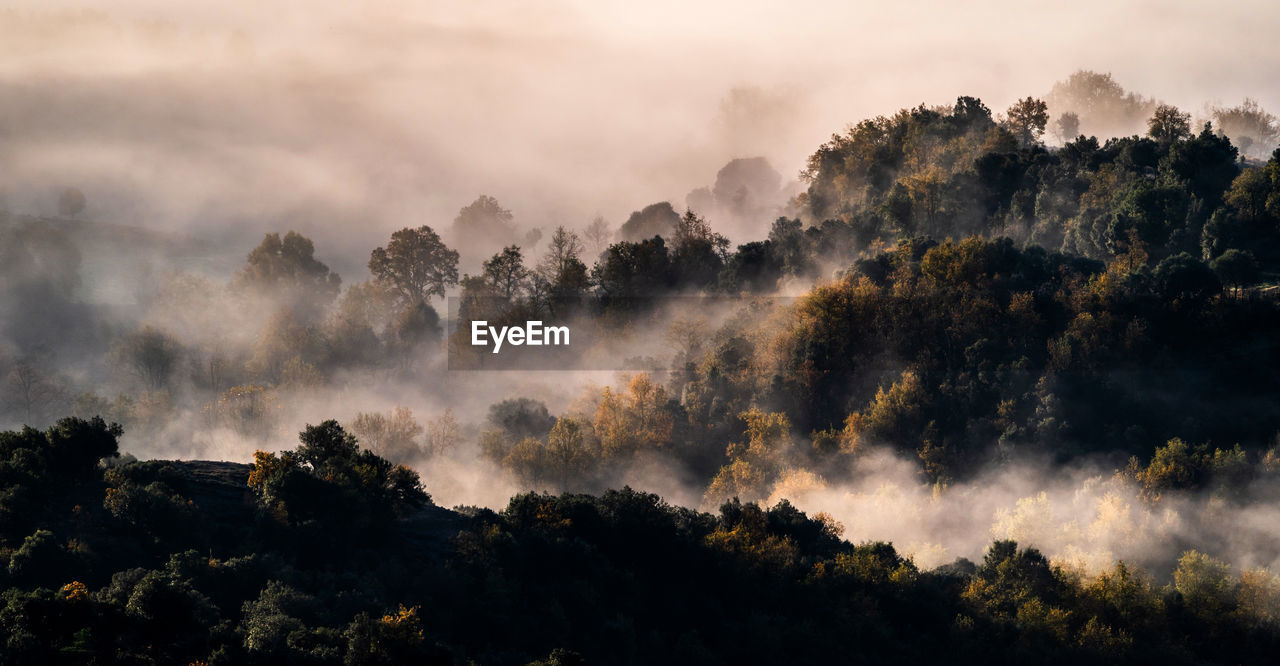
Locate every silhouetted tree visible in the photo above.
<box><xmin>368</xmin><ymin>226</ymin><xmax>459</xmax><ymax>306</ymax></box>
<box><xmin>1147</xmin><ymin>104</ymin><xmax>1192</xmax><ymax>145</ymax></box>
<box><xmin>1005</xmin><ymin>97</ymin><xmax>1049</xmax><ymax>147</ymax></box>
<box><xmin>1054</xmin><ymin>112</ymin><xmax>1080</xmax><ymax>142</ymax></box>
<box><xmin>481</xmin><ymin>245</ymin><xmax>530</xmax><ymax>301</ymax></box>
<box><xmin>452</xmin><ymin>194</ymin><xmax>516</xmax><ymax>252</ymax></box>
<box><xmin>1211</xmin><ymin>249</ymin><xmax>1260</xmax><ymax>295</ymax></box>
<box><xmin>236</xmin><ymin>231</ymin><xmax>342</xmax><ymax>313</ymax></box>
<box><xmin>618</xmin><ymin>202</ymin><xmax>680</xmax><ymax>242</ymax></box>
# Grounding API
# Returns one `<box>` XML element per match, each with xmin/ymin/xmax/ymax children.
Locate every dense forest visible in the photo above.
<box><xmin>3</xmin><ymin>417</ymin><xmax>1280</xmax><ymax>664</ymax></box>
<box><xmin>5</xmin><ymin>70</ymin><xmax>1280</xmax><ymax>662</ymax></box>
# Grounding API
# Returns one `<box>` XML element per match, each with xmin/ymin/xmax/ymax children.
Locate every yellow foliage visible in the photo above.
<box><xmin>61</xmin><ymin>580</ymin><xmax>88</xmax><ymax>602</ymax></box>
<box><xmin>593</xmin><ymin>373</ymin><xmax>673</xmax><ymax>458</ymax></box>
<box><xmin>705</xmin><ymin>459</ymin><xmax>769</xmax><ymax>506</ymax></box>
<box><xmin>705</xmin><ymin>523</ymin><xmax>798</xmax><ymax>571</ymax></box>
<box><xmin>846</xmin><ymin>370</ymin><xmax>925</xmax><ymax>445</ymax></box>
<box><xmin>1076</xmin><ymin>617</ymin><xmax>1133</xmax><ymax>654</ymax></box>
<box><xmin>813</xmin><ymin>511</ymin><xmax>844</xmax><ymax>539</ymax></box>
<box><xmin>247</xmin><ymin>450</ymin><xmax>282</xmax><ymax>492</ymax></box>
<box><xmin>379</xmin><ymin>604</ymin><xmax>425</xmax><ymax>643</ymax></box>
<box><xmin>1236</xmin><ymin>568</ymin><xmax>1280</xmax><ymax>625</ymax></box>
<box><xmin>1015</xmin><ymin>598</ymin><xmax>1072</xmax><ymax>642</ymax></box>
<box><xmin>740</xmin><ymin>407</ymin><xmax>790</xmax><ymax>457</ymax></box>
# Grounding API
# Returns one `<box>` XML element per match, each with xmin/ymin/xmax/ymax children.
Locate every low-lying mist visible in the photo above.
<box><xmin>5</xmin><ymin>1</ymin><xmax>1280</xmax><ymax>591</ymax></box>
<box><xmin>769</xmin><ymin>447</ymin><xmax>1280</xmax><ymax>576</ymax></box>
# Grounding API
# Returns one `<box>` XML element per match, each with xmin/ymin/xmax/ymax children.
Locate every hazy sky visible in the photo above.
<box><xmin>2</xmin><ymin>0</ymin><xmax>1277</xmax><ymax>266</ymax></box>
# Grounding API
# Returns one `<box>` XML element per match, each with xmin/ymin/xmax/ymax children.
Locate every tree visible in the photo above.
<box><xmin>204</xmin><ymin>384</ymin><xmax>278</xmax><ymax>439</ymax></box>
<box><xmin>368</xmin><ymin>226</ymin><xmax>459</xmax><ymax>306</ymax></box>
<box><xmin>593</xmin><ymin>374</ymin><xmax>673</xmax><ymax>459</ymax></box>
<box><xmin>248</xmin><ymin>420</ymin><xmax>430</xmax><ymax>528</ymax></box>
<box><xmin>1147</xmin><ymin>104</ymin><xmax>1191</xmax><ymax>145</ymax></box>
<box><xmin>705</xmin><ymin>408</ymin><xmax>792</xmax><ymax>505</ymax></box>
<box><xmin>1174</xmin><ymin>550</ymin><xmax>1235</xmax><ymax>619</ymax></box>
<box><xmin>1130</xmin><ymin>437</ymin><xmax>1207</xmax><ymax>499</ymax></box>
<box><xmin>424</xmin><ymin>409</ymin><xmax>459</xmax><ymax>456</ymax></box>
<box><xmin>673</xmin><ymin>209</ymin><xmax>729</xmax><ymax>256</ymax></box>
<box><xmin>1211</xmin><ymin>98</ymin><xmax>1278</xmax><ymax>158</ymax></box>
<box><xmin>350</xmin><ymin>407</ymin><xmax>424</xmax><ymax>462</ymax></box>
<box><xmin>671</xmin><ymin>209</ymin><xmax>730</xmax><ymax>287</ymax></box>
<box><xmin>2</xmin><ymin>359</ymin><xmax>68</xmax><ymax>425</ymax></box>
<box><xmin>583</xmin><ymin>216</ymin><xmax>612</xmax><ymax>254</ymax></box>
<box><xmin>481</xmin><ymin>245</ymin><xmax>530</xmax><ymax>301</ymax></box>
<box><xmin>542</xmin><ymin>417</ymin><xmax>593</xmax><ymax>488</ymax></box>
<box><xmin>488</xmin><ymin>398</ymin><xmax>556</xmax><ymax>440</ymax></box>
<box><xmin>1046</xmin><ymin>70</ymin><xmax>1154</xmax><ymax>137</ymax></box>
<box><xmin>387</xmin><ymin>301</ymin><xmax>442</xmax><ymax>369</ymax></box>
<box><xmin>1161</xmin><ymin>124</ymin><xmax>1241</xmax><ymax>208</ymax></box>
<box><xmin>1153</xmin><ymin>252</ymin><xmax>1221</xmax><ymax>306</ymax></box>
<box><xmin>236</xmin><ymin>231</ymin><xmax>342</xmax><ymax>313</ymax></box>
<box><xmin>1054</xmin><ymin>112</ymin><xmax>1080</xmax><ymax>142</ymax></box>
<box><xmin>481</xmin><ymin>397</ymin><xmax>556</xmax><ymax>462</ymax></box>
<box><xmin>534</xmin><ymin>226</ymin><xmax>590</xmax><ymax>309</ymax></box>
<box><xmin>618</xmin><ymin>202</ymin><xmax>680</xmax><ymax>242</ymax></box>
<box><xmin>111</xmin><ymin>327</ymin><xmax>181</xmax><ymax>391</ymax></box>
<box><xmin>1210</xmin><ymin>249</ymin><xmax>1260</xmax><ymax>296</ymax></box>
<box><xmin>451</xmin><ymin>195</ymin><xmax>516</xmax><ymax>251</ymax></box>
<box><xmin>522</xmin><ymin>227</ymin><xmax>543</xmax><ymax>251</ymax></box>
<box><xmin>711</xmin><ymin>157</ymin><xmax>783</xmax><ymax>221</ymax></box>
<box><xmin>1005</xmin><ymin>97</ymin><xmax>1049</xmax><ymax>148</ymax></box>
<box><xmin>591</xmin><ymin>236</ymin><xmax>673</xmax><ymax>300</ymax></box>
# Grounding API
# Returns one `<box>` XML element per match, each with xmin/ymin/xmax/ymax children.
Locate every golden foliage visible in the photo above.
<box><xmin>705</xmin><ymin>523</ymin><xmax>799</xmax><ymax>572</ymax></box>
<box><xmin>593</xmin><ymin>373</ymin><xmax>673</xmax><ymax>458</ymax></box>
<box><xmin>379</xmin><ymin>604</ymin><xmax>425</xmax><ymax>643</ymax></box>
<box><xmin>61</xmin><ymin>580</ymin><xmax>88</xmax><ymax>602</ymax></box>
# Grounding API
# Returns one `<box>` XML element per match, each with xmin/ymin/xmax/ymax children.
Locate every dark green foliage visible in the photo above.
<box><xmin>591</xmin><ymin>235</ymin><xmax>675</xmax><ymax>301</ymax></box>
<box><xmin>1</xmin><ymin>426</ymin><xmax>1279</xmax><ymax>664</ymax></box>
<box><xmin>1211</xmin><ymin>248</ymin><xmax>1260</xmax><ymax>293</ymax></box>
<box><xmin>0</xmin><ymin>417</ymin><xmax>120</xmax><ymax>542</ymax></box>
<box><xmin>247</xmin><ymin>421</ymin><xmax>431</xmax><ymax>542</ymax></box>
<box><xmin>676</xmin><ymin>235</ymin><xmax>1280</xmax><ymax>482</ymax></box>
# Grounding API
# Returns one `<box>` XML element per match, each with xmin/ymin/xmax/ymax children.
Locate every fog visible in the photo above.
<box><xmin>3</xmin><ymin>1</ymin><xmax>1280</xmax><ymax>266</ymax></box>
<box><xmin>770</xmin><ymin>447</ymin><xmax>1280</xmax><ymax>577</ymax></box>
<box><xmin>4</xmin><ymin>1</ymin><xmax>1280</xmax><ymax>579</ymax></box>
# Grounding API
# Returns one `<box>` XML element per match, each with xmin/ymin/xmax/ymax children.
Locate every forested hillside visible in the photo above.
<box><xmin>3</xmin><ymin>418</ymin><xmax>1280</xmax><ymax>665</ymax></box>
<box><xmin>5</xmin><ymin>72</ymin><xmax>1280</xmax><ymax>663</ymax></box>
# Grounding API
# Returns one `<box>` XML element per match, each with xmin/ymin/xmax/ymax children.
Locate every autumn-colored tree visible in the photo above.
<box><xmin>1005</xmin><ymin>97</ymin><xmax>1049</xmax><ymax>148</ymax></box>
<box><xmin>593</xmin><ymin>374</ymin><xmax>673</xmax><ymax>458</ymax></box>
<box><xmin>705</xmin><ymin>408</ymin><xmax>792</xmax><ymax>506</ymax></box>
